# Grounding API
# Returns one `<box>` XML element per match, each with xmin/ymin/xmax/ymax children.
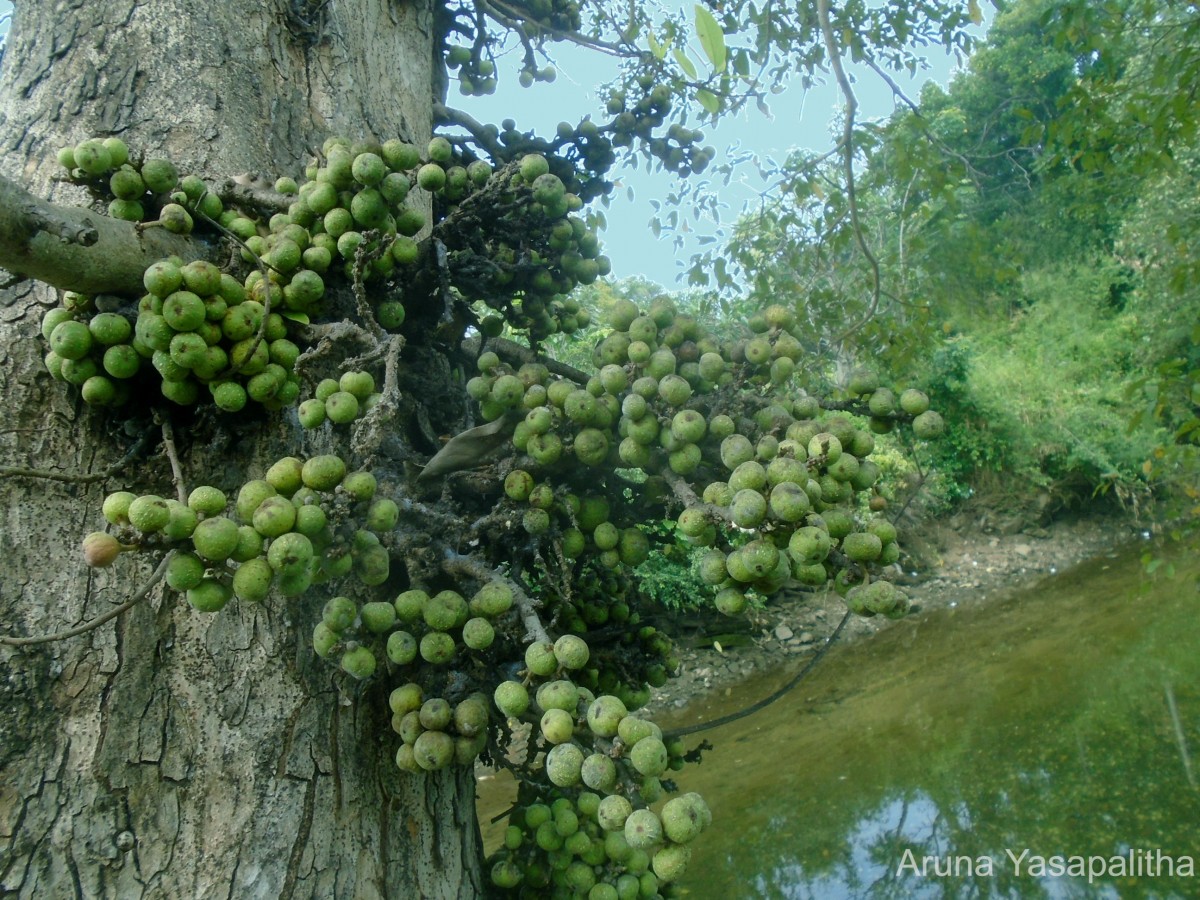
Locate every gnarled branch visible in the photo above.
<box><xmin>0</xmin><ymin>173</ymin><xmax>213</xmax><ymax>295</ymax></box>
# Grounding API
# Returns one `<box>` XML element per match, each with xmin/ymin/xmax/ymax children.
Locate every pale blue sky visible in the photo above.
<box><xmin>0</xmin><ymin>2</ymin><xmax>981</xmax><ymax>287</ymax></box>
<box><xmin>455</xmin><ymin>34</ymin><xmax>971</xmax><ymax>287</ymax></box>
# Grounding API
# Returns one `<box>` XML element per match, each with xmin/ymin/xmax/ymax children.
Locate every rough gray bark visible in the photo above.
<box><xmin>0</xmin><ymin>1</ymin><xmax>485</xmax><ymax>897</ymax></box>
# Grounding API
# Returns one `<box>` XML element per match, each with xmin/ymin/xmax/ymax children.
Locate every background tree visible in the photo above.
<box><xmin>700</xmin><ymin>0</ymin><xmax>1200</xmax><ymax>517</ymax></box>
<box><xmin>0</xmin><ymin>1</ymin><xmax>973</xmax><ymax>898</ymax></box>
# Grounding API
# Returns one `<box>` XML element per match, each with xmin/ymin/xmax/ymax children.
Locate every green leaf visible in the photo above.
<box><xmin>694</xmin><ymin>5</ymin><xmax>726</xmax><ymax>74</ymax></box>
<box><xmin>673</xmin><ymin>47</ymin><xmax>698</xmax><ymax>80</ymax></box>
<box><xmin>968</xmin><ymin>0</ymin><xmax>983</xmax><ymax>26</ymax></box>
<box><xmin>282</xmin><ymin>312</ymin><xmax>310</xmax><ymax>324</ymax></box>
<box><xmin>697</xmin><ymin>89</ymin><xmax>720</xmax><ymax>114</ymax></box>
<box><xmin>647</xmin><ymin>30</ymin><xmax>667</xmax><ymax>61</ymax></box>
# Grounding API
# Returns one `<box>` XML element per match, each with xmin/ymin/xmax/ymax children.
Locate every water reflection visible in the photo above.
<box><xmin>667</xmin><ymin>542</ymin><xmax>1200</xmax><ymax>899</ymax></box>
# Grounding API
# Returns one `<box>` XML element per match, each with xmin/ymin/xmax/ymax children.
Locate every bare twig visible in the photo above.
<box><xmin>160</xmin><ymin>419</ymin><xmax>188</xmax><ymax>503</ymax></box>
<box><xmin>480</xmin><ymin>0</ymin><xmax>643</xmax><ymax>59</ymax></box>
<box><xmin>352</xmin><ymin>334</ymin><xmax>406</xmax><ymax>462</ymax></box>
<box><xmin>817</xmin><ymin>0</ymin><xmax>882</xmax><ymax>345</ymax></box>
<box><xmin>664</xmin><ymin>610</ymin><xmax>852</xmax><ymax>738</ymax></box>
<box><xmin>460</xmin><ymin>334</ymin><xmax>589</xmax><ymax>385</ymax></box>
<box><xmin>0</xmin><ymin>553</ymin><xmax>173</xmax><ymax>647</ymax></box>
<box><xmin>661</xmin><ymin>469</ymin><xmax>733</xmax><ymax>525</ymax></box>
<box><xmin>442</xmin><ymin>552</ymin><xmax>550</xmax><ymax>644</ymax></box>
<box><xmin>351</xmin><ymin>237</ymin><xmax>386</xmax><ymax>340</ymax></box>
<box><xmin>0</xmin><ymin>428</ymin><xmax>155</xmax><ymax>484</ymax></box>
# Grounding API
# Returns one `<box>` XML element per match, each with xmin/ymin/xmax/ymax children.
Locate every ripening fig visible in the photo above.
<box><xmin>419</xmin><ymin>631</ymin><xmax>455</xmax><ymax>665</ymax></box>
<box><xmin>393</xmin><ymin>589</ymin><xmax>427</xmax><ymax>623</ymax></box>
<box><xmin>461</xmin><ymin>616</ymin><xmax>494</xmax><ymax>650</ymax></box>
<box><xmin>586</xmin><ymin>695</ymin><xmax>627</xmax><ymax>738</ymax></box>
<box><xmin>617</xmin><ymin>714</ymin><xmax>661</xmax><ymax>747</ymax></box>
<box><xmin>545</xmin><ymin>742</ymin><xmax>585</xmax><ymax>787</ymax></box>
<box><xmin>232</xmin><ymin>557</ymin><xmax>273</xmax><ymax>603</ymax></box>
<box><xmin>301</xmin><ymin>454</ymin><xmax>347</xmax><ymax>491</ymax></box>
<box><xmin>386</xmin><ymin>630</ymin><xmax>417</xmax><ymax>665</ymax></box>
<box><xmin>82</xmin><ymin>532</ymin><xmax>122</xmax><ymax>568</ymax></box>
<box><xmin>230</xmin><ymin>525</ymin><xmax>265</xmax><ymax>563</ymax></box>
<box><xmin>652</xmin><ymin>843</ymin><xmax>692</xmax><ymax>883</ymax></box>
<box><xmin>360</xmin><ymin>600</ymin><xmax>398</xmax><ymax>633</ymax></box>
<box><xmin>494</xmin><ymin>680</ymin><xmax>530</xmax><ymax>718</ymax></box>
<box><xmin>900</xmin><ymin>388</ymin><xmax>930</xmax><ymax>415</ymax></box>
<box><xmin>540</xmin><ymin>708</ymin><xmax>575</xmax><ymax>744</ymax></box>
<box><xmin>660</xmin><ymin>796</ymin><xmax>707</xmax><ymax>845</ymax></box>
<box><xmin>252</xmin><ymin>495</ymin><xmax>297</xmax><ymax>538</ymax></box>
<box><xmin>597</xmin><ymin>795</ymin><xmax>633</xmax><ymax>832</ymax></box>
<box><xmin>187</xmin><ymin>485</ymin><xmax>227</xmax><ymax>517</ymax></box>
<box><xmin>730</xmin><ymin>489</ymin><xmax>768</xmax><ymax>529</ymax></box>
<box><xmin>165</xmin><ymin>552</ymin><xmax>206</xmax><ymax>591</ymax></box>
<box><xmin>623</xmin><ymin>809</ymin><xmax>663</xmax><ymax>850</ymax></box>
<box><xmin>418</xmin><ymin>697</ymin><xmax>452</xmax><ymax>731</ymax></box>
<box><xmin>536</xmin><ymin>679</ymin><xmax>580</xmax><ymax>713</ymax></box>
<box><xmin>912</xmin><ymin>410</ymin><xmax>945</xmax><ymax>439</ymax></box>
<box><xmin>161</xmin><ymin>500</ymin><xmax>199</xmax><ymax>541</ymax></box>
<box><xmin>127</xmin><ymin>495</ymin><xmax>171</xmax><ymax>533</ymax></box>
<box><xmin>340</xmin><ymin>645</ymin><xmax>377</xmax><ymax>679</ymax></box>
<box><xmin>714</xmin><ymin>586</ymin><xmax>747</xmax><ymax>616</ymax></box>
<box><xmin>266</xmin><ymin>531</ymin><xmax>314</xmax><ymax>574</ymax></box>
<box><xmin>469</xmin><ymin>581</ymin><xmax>513</xmax><ymax>618</ymax></box>
<box><xmin>842</xmin><ymin>531</ymin><xmax>883</xmax><ymax>563</ymax></box>
<box><xmin>187</xmin><ymin>577</ymin><xmax>232</xmax><ymax>613</ymax></box>
<box><xmin>158</xmin><ymin>203</ymin><xmax>193</xmax><ymax>235</ymax></box>
<box><xmin>629</xmin><ymin>736</ymin><xmax>669</xmax><ymax>777</ymax></box>
<box><xmin>389</xmin><ymin>682</ymin><xmax>424</xmax><ymax>717</ymax></box>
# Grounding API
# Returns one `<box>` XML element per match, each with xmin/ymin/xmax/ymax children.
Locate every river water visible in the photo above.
<box><xmin>658</xmin><ymin>539</ymin><xmax>1200</xmax><ymax>899</ymax></box>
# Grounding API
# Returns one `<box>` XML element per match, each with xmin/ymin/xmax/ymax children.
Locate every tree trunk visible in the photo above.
<box><xmin>0</xmin><ymin>1</ymin><xmax>485</xmax><ymax>897</ymax></box>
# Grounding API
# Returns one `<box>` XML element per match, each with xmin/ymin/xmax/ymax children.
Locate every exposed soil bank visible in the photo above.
<box><xmin>642</xmin><ymin>508</ymin><xmax>1144</xmax><ymax>715</ymax></box>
